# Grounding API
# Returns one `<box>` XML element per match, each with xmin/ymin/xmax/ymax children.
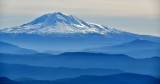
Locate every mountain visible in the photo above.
<box><xmin>84</xmin><ymin>39</ymin><xmax>160</xmax><ymax>58</ymax></box>
<box><xmin>0</xmin><ymin>12</ymin><xmax>120</xmax><ymax>34</ymax></box>
<box><xmin>113</xmin><ymin>39</ymin><xmax>160</xmax><ymax>48</ymax></box>
<box><xmin>0</xmin><ymin>62</ymin><xmax>124</xmax><ymax>80</ymax></box>
<box><xmin>0</xmin><ymin>52</ymin><xmax>160</xmax><ymax>77</ymax></box>
<box><xmin>0</xmin><ymin>41</ymin><xmax>37</xmax><ymax>54</ymax></box>
<box><xmin>1</xmin><ymin>73</ymin><xmax>160</xmax><ymax>84</ymax></box>
<box><xmin>0</xmin><ymin>12</ymin><xmax>160</xmax><ymax>52</ymax></box>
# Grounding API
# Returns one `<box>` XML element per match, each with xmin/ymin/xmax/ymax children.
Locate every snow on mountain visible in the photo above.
<box><xmin>0</xmin><ymin>12</ymin><xmax>122</xmax><ymax>34</ymax></box>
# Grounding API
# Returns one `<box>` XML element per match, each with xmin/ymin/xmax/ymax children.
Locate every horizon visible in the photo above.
<box><xmin>0</xmin><ymin>0</ymin><xmax>159</xmax><ymax>36</ymax></box>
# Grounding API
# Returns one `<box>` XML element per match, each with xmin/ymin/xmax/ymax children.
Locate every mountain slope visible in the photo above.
<box><xmin>0</xmin><ymin>41</ymin><xmax>37</xmax><ymax>54</ymax></box>
<box><xmin>85</xmin><ymin>39</ymin><xmax>160</xmax><ymax>58</ymax></box>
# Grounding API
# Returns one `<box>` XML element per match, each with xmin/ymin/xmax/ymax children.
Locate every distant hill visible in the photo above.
<box><xmin>0</xmin><ymin>52</ymin><xmax>160</xmax><ymax>77</ymax></box>
<box><xmin>0</xmin><ymin>41</ymin><xmax>37</xmax><ymax>54</ymax></box>
<box><xmin>1</xmin><ymin>73</ymin><xmax>160</xmax><ymax>84</ymax></box>
<box><xmin>85</xmin><ymin>39</ymin><xmax>160</xmax><ymax>58</ymax></box>
<box><xmin>0</xmin><ymin>62</ymin><xmax>124</xmax><ymax>80</ymax></box>
<box><xmin>53</xmin><ymin>73</ymin><xmax>160</xmax><ymax>84</ymax></box>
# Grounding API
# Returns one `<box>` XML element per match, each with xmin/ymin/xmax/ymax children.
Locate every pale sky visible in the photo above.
<box><xmin>0</xmin><ymin>0</ymin><xmax>160</xmax><ymax>36</ymax></box>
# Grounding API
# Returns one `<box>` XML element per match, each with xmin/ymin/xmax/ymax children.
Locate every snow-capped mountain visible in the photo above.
<box><xmin>0</xmin><ymin>12</ymin><xmax>160</xmax><ymax>52</ymax></box>
<box><xmin>0</xmin><ymin>12</ymin><xmax>121</xmax><ymax>34</ymax></box>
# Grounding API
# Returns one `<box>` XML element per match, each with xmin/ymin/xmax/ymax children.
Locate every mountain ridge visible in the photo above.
<box><xmin>1</xmin><ymin>73</ymin><xmax>160</xmax><ymax>84</ymax></box>
<box><xmin>0</xmin><ymin>41</ymin><xmax>37</xmax><ymax>54</ymax></box>
<box><xmin>53</xmin><ymin>73</ymin><xmax>160</xmax><ymax>84</ymax></box>
<box><xmin>84</xmin><ymin>39</ymin><xmax>160</xmax><ymax>58</ymax></box>
<box><xmin>0</xmin><ymin>62</ymin><xmax>124</xmax><ymax>80</ymax></box>
<box><xmin>0</xmin><ymin>52</ymin><xmax>159</xmax><ymax>77</ymax></box>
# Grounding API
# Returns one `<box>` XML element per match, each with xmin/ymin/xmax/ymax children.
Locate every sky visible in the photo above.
<box><xmin>0</xmin><ymin>0</ymin><xmax>160</xmax><ymax>36</ymax></box>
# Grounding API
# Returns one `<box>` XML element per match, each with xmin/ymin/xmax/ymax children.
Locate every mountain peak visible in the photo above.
<box><xmin>51</xmin><ymin>12</ymin><xmax>69</xmax><ymax>16</ymax></box>
<box><xmin>20</xmin><ymin>12</ymin><xmax>93</xmax><ymax>29</ymax></box>
<box><xmin>52</xmin><ymin>12</ymin><xmax>66</xmax><ymax>15</ymax></box>
<box><xmin>22</xmin><ymin>12</ymin><xmax>72</xmax><ymax>27</ymax></box>
<box><xmin>45</xmin><ymin>12</ymin><xmax>70</xmax><ymax>20</ymax></box>
<box><xmin>0</xmin><ymin>12</ymin><xmax>121</xmax><ymax>34</ymax></box>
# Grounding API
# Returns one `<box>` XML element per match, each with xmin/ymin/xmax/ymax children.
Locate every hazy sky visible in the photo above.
<box><xmin>0</xmin><ymin>0</ymin><xmax>160</xmax><ymax>36</ymax></box>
